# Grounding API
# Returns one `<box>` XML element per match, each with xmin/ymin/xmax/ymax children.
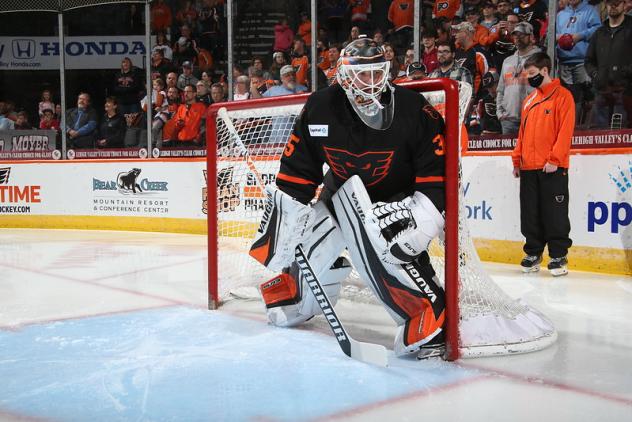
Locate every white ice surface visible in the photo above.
<box><xmin>0</xmin><ymin>229</ymin><xmax>630</xmax><ymax>422</ymax></box>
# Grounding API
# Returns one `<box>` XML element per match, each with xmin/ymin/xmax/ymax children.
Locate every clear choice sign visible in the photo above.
<box><xmin>0</xmin><ymin>36</ymin><xmax>147</xmax><ymax>70</ymax></box>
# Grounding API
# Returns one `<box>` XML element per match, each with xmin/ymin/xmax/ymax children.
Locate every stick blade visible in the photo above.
<box><xmin>350</xmin><ymin>339</ymin><xmax>389</xmax><ymax>367</ymax></box>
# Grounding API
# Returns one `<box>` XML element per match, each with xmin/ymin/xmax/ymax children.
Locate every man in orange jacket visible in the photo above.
<box><xmin>511</xmin><ymin>52</ymin><xmax>575</xmax><ymax>276</ymax></box>
<box><xmin>166</xmin><ymin>84</ymin><xmax>207</xmax><ymax>147</ymax></box>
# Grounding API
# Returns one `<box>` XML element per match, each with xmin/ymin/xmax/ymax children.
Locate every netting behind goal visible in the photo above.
<box><xmin>206</xmin><ymin>80</ymin><xmax>556</xmax><ymax>360</ymax></box>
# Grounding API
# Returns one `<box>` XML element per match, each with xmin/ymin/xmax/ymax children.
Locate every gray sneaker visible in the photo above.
<box><xmin>520</xmin><ymin>255</ymin><xmax>542</xmax><ymax>273</ymax></box>
<box><xmin>548</xmin><ymin>256</ymin><xmax>568</xmax><ymax>277</ymax></box>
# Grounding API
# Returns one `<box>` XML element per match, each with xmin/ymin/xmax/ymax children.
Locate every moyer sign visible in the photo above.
<box><xmin>0</xmin><ymin>130</ymin><xmax>57</xmax><ymax>151</ymax></box>
<box><xmin>0</xmin><ymin>36</ymin><xmax>146</xmax><ymax>70</ymax></box>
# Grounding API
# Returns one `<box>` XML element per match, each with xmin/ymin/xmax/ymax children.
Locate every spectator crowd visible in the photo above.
<box><xmin>1</xmin><ymin>0</ymin><xmax>631</xmax><ymax>151</ymax></box>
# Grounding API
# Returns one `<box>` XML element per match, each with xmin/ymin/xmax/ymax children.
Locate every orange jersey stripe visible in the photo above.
<box><xmin>415</xmin><ymin>176</ymin><xmax>445</xmax><ymax>183</ymax></box>
<box><xmin>277</xmin><ymin>172</ymin><xmax>317</xmax><ymax>186</ymax></box>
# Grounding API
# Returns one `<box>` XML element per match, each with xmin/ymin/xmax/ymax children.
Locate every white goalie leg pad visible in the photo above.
<box><xmin>333</xmin><ymin>176</ymin><xmax>446</xmax><ymax>355</ymax></box>
<box><xmin>249</xmin><ymin>185</ymin><xmax>314</xmax><ymax>272</ymax></box>
<box><xmin>263</xmin><ymin>201</ymin><xmax>351</xmax><ymax>327</ymax></box>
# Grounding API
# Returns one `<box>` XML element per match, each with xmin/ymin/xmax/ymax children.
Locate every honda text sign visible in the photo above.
<box><xmin>0</xmin><ymin>36</ymin><xmax>146</xmax><ymax>70</ymax></box>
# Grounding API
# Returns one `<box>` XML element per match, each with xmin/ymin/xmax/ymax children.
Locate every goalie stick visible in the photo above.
<box><xmin>217</xmin><ymin>107</ymin><xmax>267</xmax><ymax>189</ymax></box>
<box><xmin>295</xmin><ymin>244</ymin><xmax>388</xmax><ymax>367</ymax></box>
<box><xmin>219</xmin><ymin>106</ymin><xmax>388</xmax><ymax>366</ymax></box>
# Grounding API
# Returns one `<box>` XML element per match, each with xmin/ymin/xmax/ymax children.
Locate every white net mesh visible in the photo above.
<box><xmin>212</xmin><ymin>84</ymin><xmax>556</xmax><ymax>357</ymax></box>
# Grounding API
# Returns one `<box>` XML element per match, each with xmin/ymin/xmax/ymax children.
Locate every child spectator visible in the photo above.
<box><xmin>39</xmin><ymin>109</ymin><xmax>60</xmax><ymax>131</ymax></box>
<box><xmin>141</xmin><ymin>78</ymin><xmax>168</xmax><ymax>116</ymax></box>
<box><xmin>38</xmin><ymin>90</ymin><xmax>55</xmax><ymax>120</ymax></box>
<box><xmin>14</xmin><ymin>111</ymin><xmax>32</xmax><ymax>130</ymax></box>
<box><xmin>0</xmin><ymin>102</ymin><xmax>14</xmax><ymax>130</ymax></box>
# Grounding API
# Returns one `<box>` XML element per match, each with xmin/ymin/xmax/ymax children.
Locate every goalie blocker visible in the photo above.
<box><xmin>249</xmin><ymin>177</ymin><xmax>446</xmax><ymax>356</ymax></box>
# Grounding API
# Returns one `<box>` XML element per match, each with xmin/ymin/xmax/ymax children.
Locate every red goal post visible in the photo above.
<box><xmin>206</xmin><ymin>79</ymin><xmax>462</xmax><ymax>359</ymax></box>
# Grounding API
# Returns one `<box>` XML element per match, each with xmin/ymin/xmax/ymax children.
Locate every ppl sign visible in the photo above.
<box><xmin>588</xmin><ymin>202</ymin><xmax>632</xmax><ymax>234</ymax></box>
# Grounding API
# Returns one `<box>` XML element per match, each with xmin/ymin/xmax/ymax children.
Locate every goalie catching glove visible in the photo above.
<box><xmin>369</xmin><ymin>192</ymin><xmax>444</xmax><ymax>265</ymax></box>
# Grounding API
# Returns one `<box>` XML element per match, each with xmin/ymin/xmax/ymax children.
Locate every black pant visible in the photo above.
<box><xmin>520</xmin><ymin>168</ymin><xmax>572</xmax><ymax>258</ymax></box>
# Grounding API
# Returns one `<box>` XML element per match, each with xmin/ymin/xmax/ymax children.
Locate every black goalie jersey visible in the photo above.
<box><xmin>276</xmin><ymin>83</ymin><xmax>446</xmax><ymax>212</ymax></box>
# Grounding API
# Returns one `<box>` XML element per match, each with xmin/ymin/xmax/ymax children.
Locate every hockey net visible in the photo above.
<box><xmin>206</xmin><ymin>80</ymin><xmax>556</xmax><ymax>360</ymax></box>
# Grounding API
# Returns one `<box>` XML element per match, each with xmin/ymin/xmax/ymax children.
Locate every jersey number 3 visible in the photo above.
<box><xmin>432</xmin><ymin>134</ymin><xmax>445</xmax><ymax>156</ymax></box>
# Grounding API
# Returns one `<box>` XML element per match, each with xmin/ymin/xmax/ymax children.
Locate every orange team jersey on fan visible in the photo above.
<box><xmin>473</xmin><ymin>25</ymin><xmax>494</xmax><ymax>47</ymax></box>
<box><xmin>432</xmin><ymin>101</ymin><xmax>469</xmax><ymax>153</ymax></box>
<box><xmin>318</xmin><ymin>50</ymin><xmax>330</xmax><ymax>71</ymax></box>
<box><xmin>172</xmin><ymin>102</ymin><xmax>207</xmax><ymax>142</ymax></box>
<box><xmin>324</xmin><ymin>65</ymin><xmax>338</xmax><ymax>85</ymax></box>
<box><xmin>292</xmin><ymin>55</ymin><xmax>310</xmax><ymax>86</ymax></box>
<box><xmin>349</xmin><ymin>0</ymin><xmax>371</xmax><ymax>21</ymax></box>
<box><xmin>151</xmin><ymin>3</ymin><xmax>172</xmax><ymax>32</ymax></box>
<box><xmin>388</xmin><ymin>0</ymin><xmax>415</xmax><ymax>31</ymax></box>
<box><xmin>297</xmin><ymin>20</ymin><xmax>312</xmax><ymax>46</ymax></box>
<box><xmin>433</xmin><ymin>0</ymin><xmax>461</xmax><ymax>19</ymax></box>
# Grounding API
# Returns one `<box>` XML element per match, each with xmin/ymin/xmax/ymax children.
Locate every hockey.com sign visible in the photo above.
<box><xmin>0</xmin><ymin>167</ymin><xmax>41</xmax><ymax>214</ymax></box>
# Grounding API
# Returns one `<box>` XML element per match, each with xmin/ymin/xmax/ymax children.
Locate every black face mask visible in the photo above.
<box><xmin>528</xmin><ymin>72</ymin><xmax>544</xmax><ymax>88</ymax></box>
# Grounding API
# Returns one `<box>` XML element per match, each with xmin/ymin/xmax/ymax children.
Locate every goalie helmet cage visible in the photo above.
<box><xmin>206</xmin><ymin>79</ymin><xmax>556</xmax><ymax>361</ymax></box>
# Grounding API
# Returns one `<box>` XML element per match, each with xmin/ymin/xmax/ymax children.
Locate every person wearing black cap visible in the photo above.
<box><xmin>464</xmin><ymin>5</ymin><xmax>495</xmax><ymax>47</ymax></box>
<box><xmin>480</xmin><ymin>1</ymin><xmax>499</xmax><ymax>29</ymax></box>
<box><xmin>496</xmin><ymin>21</ymin><xmax>541</xmax><ymax>134</ymax></box>
<box><xmin>176</xmin><ymin>61</ymin><xmax>199</xmax><ymax>91</ymax></box>
<box><xmin>393</xmin><ymin>62</ymin><xmax>427</xmax><ymax>83</ymax></box>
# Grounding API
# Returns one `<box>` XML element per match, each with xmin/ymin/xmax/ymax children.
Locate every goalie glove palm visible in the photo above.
<box><xmin>370</xmin><ymin>192</ymin><xmax>444</xmax><ymax>265</ymax></box>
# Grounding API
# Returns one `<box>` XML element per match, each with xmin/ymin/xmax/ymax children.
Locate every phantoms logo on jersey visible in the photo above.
<box><xmin>323</xmin><ymin>147</ymin><xmax>394</xmax><ymax>187</ymax></box>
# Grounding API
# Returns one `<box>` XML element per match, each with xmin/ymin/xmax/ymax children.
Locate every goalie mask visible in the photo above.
<box><xmin>336</xmin><ymin>38</ymin><xmax>395</xmax><ymax>130</ymax></box>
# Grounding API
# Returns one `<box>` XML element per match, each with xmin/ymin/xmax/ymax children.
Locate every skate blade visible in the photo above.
<box><xmin>549</xmin><ymin>267</ymin><xmax>568</xmax><ymax>277</ymax></box>
<box><xmin>521</xmin><ymin>265</ymin><xmax>540</xmax><ymax>273</ymax></box>
<box><xmin>416</xmin><ymin>345</ymin><xmax>445</xmax><ymax>360</ymax></box>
